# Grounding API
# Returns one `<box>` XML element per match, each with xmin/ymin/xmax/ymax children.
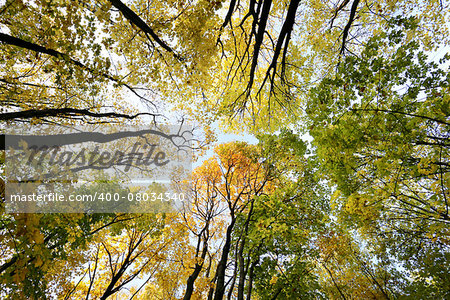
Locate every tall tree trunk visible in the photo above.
<box><xmin>183</xmin><ymin>240</ymin><xmax>208</xmax><ymax>300</ymax></box>
<box><xmin>245</xmin><ymin>258</ymin><xmax>259</xmax><ymax>300</ymax></box>
<box><xmin>236</xmin><ymin>238</ymin><xmax>247</xmax><ymax>300</ymax></box>
<box><xmin>207</xmin><ymin>274</ymin><xmax>217</xmax><ymax>300</ymax></box>
<box><xmin>237</xmin><ymin>201</ymin><xmax>254</xmax><ymax>300</ymax></box>
<box><xmin>213</xmin><ymin>218</ymin><xmax>236</xmax><ymax>300</ymax></box>
<box><xmin>227</xmin><ymin>247</ymin><xmax>239</xmax><ymax>300</ymax></box>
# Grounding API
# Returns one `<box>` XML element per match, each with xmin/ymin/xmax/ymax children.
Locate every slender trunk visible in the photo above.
<box><xmin>213</xmin><ymin>218</ymin><xmax>236</xmax><ymax>300</ymax></box>
<box><xmin>227</xmin><ymin>247</ymin><xmax>239</xmax><ymax>300</ymax></box>
<box><xmin>237</xmin><ymin>201</ymin><xmax>254</xmax><ymax>300</ymax></box>
<box><xmin>322</xmin><ymin>263</ymin><xmax>347</xmax><ymax>300</ymax></box>
<box><xmin>207</xmin><ymin>275</ymin><xmax>217</xmax><ymax>300</ymax></box>
<box><xmin>236</xmin><ymin>238</ymin><xmax>247</xmax><ymax>300</ymax></box>
<box><xmin>183</xmin><ymin>241</ymin><xmax>209</xmax><ymax>300</ymax></box>
<box><xmin>245</xmin><ymin>258</ymin><xmax>258</xmax><ymax>300</ymax></box>
<box><xmin>270</xmin><ymin>287</ymin><xmax>283</xmax><ymax>300</ymax></box>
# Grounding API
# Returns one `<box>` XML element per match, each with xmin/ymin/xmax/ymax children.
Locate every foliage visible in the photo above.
<box><xmin>306</xmin><ymin>17</ymin><xmax>449</xmax><ymax>298</ymax></box>
<box><xmin>0</xmin><ymin>0</ymin><xmax>449</xmax><ymax>299</ymax></box>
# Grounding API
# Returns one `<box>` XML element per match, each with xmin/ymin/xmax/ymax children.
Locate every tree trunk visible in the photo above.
<box><xmin>183</xmin><ymin>240</ymin><xmax>208</xmax><ymax>300</ymax></box>
<box><xmin>213</xmin><ymin>218</ymin><xmax>235</xmax><ymax>300</ymax></box>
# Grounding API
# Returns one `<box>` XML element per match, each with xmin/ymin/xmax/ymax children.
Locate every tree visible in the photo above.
<box><xmin>2</xmin><ymin>0</ymin><xmax>446</xmax><ymax>131</ymax></box>
<box><xmin>193</xmin><ymin>0</ymin><xmax>449</xmax><ymax>132</ymax></box>
<box><xmin>0</xmin><ymin>179</ymin><xmax>140</xmax><ymax>298</ymax></box>
<box><xmin>1</xmin><ymin>0</ymin><xmax>449</xmax><ymax>298</ymax></box>
<box><xmin>237</xmin><ymin>130</ymin><xmax>326</xmax><ymax>299</ymax></box>
<box><xmin>199</xmin><ymin>142</ymin><xmax>275</xmax><ymax>300</ymax></box>
<box><xmin>175</xmin><ymin>134</ymin><xmax>327</xmax><ymax>300</ymax></box>
<box><xmin>306</xmin><ymin>17</ymin><xmax>449</xmax><ymax>297</ymax></box>
<box><xmin>59</xmin><ymin>214</ymin><xmax>177</xmax><ymax>300</ymax></box>
<box><xmin>0</xmin><ymin>0</ymin><xmax>216</xmax><ymax>125</ymax></box>
<box><xmin>315</xmin><ymin>225</ymin><xmax>406</xmax><ymax>299</ymax></box>
<box><xmin>180</xmin><ymin>158</ymin><xmax>226</xmax><ymax>300</ymax></box>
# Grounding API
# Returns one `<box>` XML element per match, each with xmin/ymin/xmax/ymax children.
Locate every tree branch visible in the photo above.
<box><xmin>107</xmin><ymin>0</ymin><xmax>180</xmax><ymax>59</ymax></box>
<box><xmin>0</xmin><ymin>32</ymin><xmax>150</xmax><ymax>101</ymax></box>
<box><xmin>0</xmin><ymin>108</ymin><xmax>157</xmax><ymax>122</ymax></box>
<box><xmin>340</xmin><ymin>0</ymin><xmax>360</xmax><ymax>54</ymax></box>
<box><xmin>351</xmin><ymin>108</ymin><xmax>450</xmax><ymax>126</ymax></box>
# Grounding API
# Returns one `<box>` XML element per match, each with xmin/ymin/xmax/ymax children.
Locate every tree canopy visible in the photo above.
<box><xmin>1</xmin><ymin>0</ymin><xmax>449</xmax><ymax>299</ymax></box>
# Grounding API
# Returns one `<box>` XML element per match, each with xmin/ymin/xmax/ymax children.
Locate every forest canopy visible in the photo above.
<box><xmin>0</xmin><ymin>0</ymin><xmax>449</xmax><ymax>299</ymax></box>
